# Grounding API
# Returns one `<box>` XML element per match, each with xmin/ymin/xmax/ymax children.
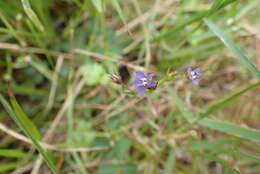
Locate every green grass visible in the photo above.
<box><xmin>0</xmin><ymin>0</ymin><xmax>259</xmax><ymax>174</ymax></box>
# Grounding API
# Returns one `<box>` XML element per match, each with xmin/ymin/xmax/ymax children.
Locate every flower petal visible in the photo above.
<box><xmin>194</xmin><ymin>67</ymin><xmax>201</xmax><ymax>73</ymax></box>
<box><xmin>187</xmin><ymin>67</ymin><xmax>192</xmax><ymax>73</ymax></box>
<box><xmin>136</xmin><ymin>87</ymin><xmax>146</xmax><ymax>94</ymax></box>
<box><xmin>192</xmin><ymin>79</ymin><xmax>199</xmax><ymax>85</ymax></box>
<box><xmin>196</xmin><ymin>72</ymin><xmax>203</xmax><ymax>78</ymax></box>
<box><xmin>147</xmin><ymin>73</ymin><xmax>156</xmax><ymax>80</ymax></box>
<box><xmin>135</xmin><ymin>71</ymin><xmax>145</xmax><ymax>79</ymax></box>
<box><xmin>132</xmin><ymin>79</ymin><xmax>142</xmax><ymax>88</ymax></box>
<box><xmin>148</xmin><ymin>80</ymin><xmax>157</xmax><ymax>88</ymax></box>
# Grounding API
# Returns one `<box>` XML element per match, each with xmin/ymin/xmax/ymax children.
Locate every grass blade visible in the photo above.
<box><xmin>167</xmin><ymin>87</ymin><xmax>193</xmax><ymax>123</ymax></box>
<box><xmin>0</xmin><ymin>149</ymin><xmax>31</xmax><ymax>158</ymax></box>
<box><xmin>184</xmin><ymin>138</ymin><xmax>240</xmax><ymax>151</ymax></box>
<box><xmin>0</xmin><ymin>162</ymin><xmax>20</xmax><ymax>173</ymax></box>
<box><xmin>223</xmin><ymin>148</ymin><xmax>260</xmax><ymax>163</ymax></box>
<box><xmin>163</xmin><ymin>149</ymin><xmax>175</xmax><ymax>174</ymax></box>
<box><xmin>168</xmin><ymin>83</ymin><xmax>260</xmax><ymax>142</ymax></box>
<box><xmin>111</xmin><ymin>0</ymin><xmax>127</xmax><ymax>26</ymax></box>
<box><xmin>204</xmin><ymin>19</ymin><xmax>260</xmax><ymax>78</ymax></box>
<box><xmin>9</xmin><ymin>92</ymin><xmax>41</xmax><ymax>140</ymax></box>
<box><xmin>21</xmin><ymin>0</ymin><xmax>44</xmax><ymax>32</ymax></box>
<box><xmin>196</xmin><ymin>82</ymin><xmax>260</xmax><ymax>121</ymax></box>
<box><xmin>199</xmin><ymin>118</ymin><xmax>260</xmax><ymax>142</ymax></box>
<box><xmin>92</xmin><ymin>0</ymin><xmax>103</xmax><ymax>13</ymax></box>
<box><xmin>154</xmin><ymin>0</ymin><xmax>237</xmax><ymax>41</ymax></box>
<box><xmin>0</xmin><ymin>93</ymin><xmax>58</xmax><ymax>174</ymax></box>
<box><xmin>194</xmin><ymin>151</ymin><xmax>241</xmax><ymax>174</ymax></box>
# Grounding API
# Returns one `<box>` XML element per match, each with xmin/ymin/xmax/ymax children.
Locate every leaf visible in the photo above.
<box><xmin>92</xmin><ymin>0</ymin><xmax>103</xmax><ymax>13</ymax></box>
<box><xmin>194</xmin><ymin>151</ymin><xmax>241</xmax><ymax>174</ymax></box>
<box><xmin>0</xmin><ymin>162</ymin><xmax>20</xmax><ymax>173</ymax></box>
<box><xmin>223</xmin><ymin>148</ymin><xmax>260</xmax><ymax>164</ymax></box>
<box><xmin>197</xmin><ymin>82</ymin><xmax>260</xmax><ymax>121</ymax></box>
<box><xmin>184</xmin><ymin>138</ymin><xmax>240</xmax><ymax>151</ymax></box>
<box><xmin>21</xmin><ymin>0</ymin><xmax>44</xmax><ymax>32</ymax></box>
<box><xmin>9</xmin><ymin>91</ymin><xmax>41</xmax><ymax>140</ymax></box>
<box><xmin>199</xmin><ymin>118</ymin><xmax>260</xmax><ymax>142</ymax></box>
<box><xmin>204</xmin><ymin>19</ymin><xmax>260</xmax><ymax>78</ymax></box>
<box><xmin>99</xmin><ymin>164</ymin><xmax>118</xmax><ymax>174</ymax></box>
<box><xmin>122</xmin><ymin>163</ymin><xmax>138</xmax><ymax>174</ymax></box>
<box><xmin>72</xmin><ymin>120</ymin><xmax>95</xmax><ymax>145</ymax></box>
<box><xmin>167</xmin><ymin>88</ymin><xmax>193</xmax><ymax>123</ymax></box>
<box><xmin>167</xmin><ymin>82</ymin><xmax>260</xmax><ymax>142</ymax></box>
<box><xmin>163</xmin><ymin>149</ymin><xmax>175</xmax><ymax>174</ymax></box>
<box><xmin>154</xmin><ymin>0</ymin><xmax>237</xmax><ymax>41</ymax></box>
<box><xmin>0</xmin><ymin>93</ymin><xmax>58</xmax><ymax>174</ymax></box>
<box><xmin>0</xmin><ymin>149</ymin><xmax>31</xmax><ymax>158</ymax></box>
<box><xmin>111</xmin><ymin>0</ymin><xmax>127</xmax><ymax>25</ymax></box>
<box><xmin>114</xmin><ymin>136</ymin><xmax>132</xmax><ymax>160</ymax></box>
<box><xmin>81</xmin><ymin>62</ymin><xmax>109</xmax><ymax>86</ymax></box>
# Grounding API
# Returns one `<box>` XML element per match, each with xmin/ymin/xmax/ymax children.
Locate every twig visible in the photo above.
<box><xmin>0</xmin><ymin>122</ymin><xmax>106</xmax><ymax>152</ymax></box>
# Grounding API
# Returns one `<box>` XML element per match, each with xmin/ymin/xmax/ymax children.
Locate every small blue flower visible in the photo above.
<box><xmin>187</xmin><ymin>67</ymin><xmax>203</xmax><ymax>85</ymax></box>
<box><xmin>133</xmin><ymin>72</ymin><xmax>157</xmax><ymax>94</ymax></box>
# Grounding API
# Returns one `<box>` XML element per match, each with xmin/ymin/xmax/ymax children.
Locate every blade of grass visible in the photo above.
<box><xmin>0</xmin><ymin>149</ymin><xmax>32</xmax><ymax>158</ymax></box>
<box><xmin>9</xmin><ymin>92</ymin><xmax>41</xmax><ymax>140</ymax></box>
<box><xmin>222</xmin><ymin>148</ymin><xmax>260</xmax><ymax>163</ymax></box>
<box><xmin>0</xmin><ymin>162</ymin><xmax>21</xmax><ymax>173</ymax></box>
<box><xmin>195</xmin><ymin>82</ymin><xmax>260</xmax><ymax>121</ymax></box>
<box><xmin>194</xmin><ymin>151</ymin><xmax>241</xmax><ymax>174</ymax></box>
<box><xmin>0</xmin><ymin>9</ymin><xmax>25</xmax><ymax>45</ymax></box>
<box><xmin>167</xmin><ymin>87</ymin><xmax>193</xmax><ymax>123</ymax></box>
<box><xmin>163</xmin><ymin>149</ymin><xmax>175</xmax><ymax>174</ymax></box>
<box><xmin>92</xmin><ymin>0</ymin><xmax>103</xmax><ymax>13</ymax></box>
<box><xmin>0</xmin><ymin>93</ymin><xmax>58</xmax><ymax>174</ymax></box>
<box><xmin>167</xmin><ymin>83</ymin><xmax>260</xmax><ymax>142</ymax></box>
<box><xmin>21</xmin><ymin>0</ymin><xmax>44</xmax><ymax>32</ymax></box>
<box><xmin>111</xmin><ymin>0</ymin><xmax>127</xmax><ymax>26</ymax></box>
<box><xmin>154</xmin><ymin>0</ymin><xmax>237</xmax><ymax>41</ymax></box>
<box><xmin>67</xmin><ymin>99</ymin><xmax>89</xmax><ymax>174</ymax></box>
<box><xmin>204</xmin><ymin>19</ymin><xmax>260</xmax><ymax>78</ymax></box>
<box><xmin>184</xmin><ymin>138</ymin><xmax>240</xmax><ymax>151</ymax></box>
<box><xmin>199</xmin><ymin>118</ymin><xmax>260</xmax><ymax>142</ymax></box>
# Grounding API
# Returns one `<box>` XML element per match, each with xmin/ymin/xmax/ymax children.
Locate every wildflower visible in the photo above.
<box><xmin>110</xmin><ymin>74</ymin><xmax>123</xmax><ymax>84</ymax></box>
<box><xmin>187</xmin><ymin>67</ymin><xmax>203</xmax><ymax>85</ymax></box>
<box><xmin>133</xmin><ymin>71</ymin><xmax>157</xmax><ymax>94</ymax></box>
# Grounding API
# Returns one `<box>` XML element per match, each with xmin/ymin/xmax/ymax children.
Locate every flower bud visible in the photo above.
<box><xmin>110</xmin><ymin>74</ymin><xmax>123</xmax><ymax>84</ymax></box>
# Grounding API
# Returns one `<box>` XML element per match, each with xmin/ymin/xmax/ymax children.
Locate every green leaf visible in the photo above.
<box><xmin>111</xmin><ymin>0</ymin><xmax>127</xmax><ymax>26</ymax></box>
<box><xmin>163</xmin><ymin>149</ymin><xmax>175</xmax><ymax>174</ymax></box>
<box><xmin>99</xmin><ymin>164</ymin><xmax>118</xmax><ymax>174</ymax></box>
<box><xmin>194</xmin><ymin>151</ymin><xmax>241</xmax><ymax>174</ymax></box>
<box><xmin>184</xmin><ymin>138</ymin><xmax>240</xmax><ymax>151</ymax></box>
<box><xmin>0</xmin><ymin>93</ymin><xmax>58</xmax><ymax>174</ymax></box>
<box><xmin>9</xmin><ymin>92</ymin><xmax>41</xmax><ymax>140</ymax></box>
<box><xmin>92</xmin><ymin>0</ymin><xmax>103</xmax><ymax>13</ymax></box>
<box><xmin>122</xmin><ymin>163</ymin><xmax>138</xmax><ymax>174</ymax></box>
<box><xmin>114</xmin><ymin>136</ymin><xmax>132</xmax><ymax>160</ymax></box>
<box><xmin>197</xmin><ymin>82</ymin><xmax>260</xmax><ymax>121</ymax></box>
<box><xmin>72</xmin><ymin>120</ymin><xmax>95</xmax><ymax>145</ymax></box>
<box><xmin>21</xmin><ymin>0</ymin><xmax>44</xmax><ymax>32</ymax></box>
<box><xmin>0</xmin><ymin>149</ymin><xmax>31</xmax><ymax>158</ymax></box>
<box><xmin>167</xmin><ymin>88</ymin><xmax>193</xmax><ymax>123</ymax></box>
<box><xmin>167</xmin><ymin>82</ymin><xmax>260</xmax><ymax>142</ymax></box>
<box><xmin>223</xmin><ymin>148</ymin><xmax>260</xmax><ymax>164</ymax></box>
<box><xmin>81</xmin><ymin>62</ymin><xmax>109</xmax><ymax>86</ymax></box>
<box><xmin>154</xmin><ymin>0</ymin><xmax>237</xmax><ymax>41</ymax></box>
<box><xmin>0</xmin><ymin>162</ymin><xmax>20</xmax><ymax>173</ymax></box>
<box><xmin>199</xmin><ymin>118</ymin><xmax>260</xmax><ymax>142</ymax></box>
<box><xmin>204</xmin><ymin>19</ymin><xmax>260</xmax><ymax>78</ymax></box>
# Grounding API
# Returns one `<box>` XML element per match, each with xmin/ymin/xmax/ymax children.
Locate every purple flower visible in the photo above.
<box><xmin>187</xmin><ymin>67</ymin><xmax>203</xmax><ymax>85</ymax></box>
<box><xmin>133</xmin><ymin>72</ymin><xmax>157</xmax><ymax>94</ymax></box>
